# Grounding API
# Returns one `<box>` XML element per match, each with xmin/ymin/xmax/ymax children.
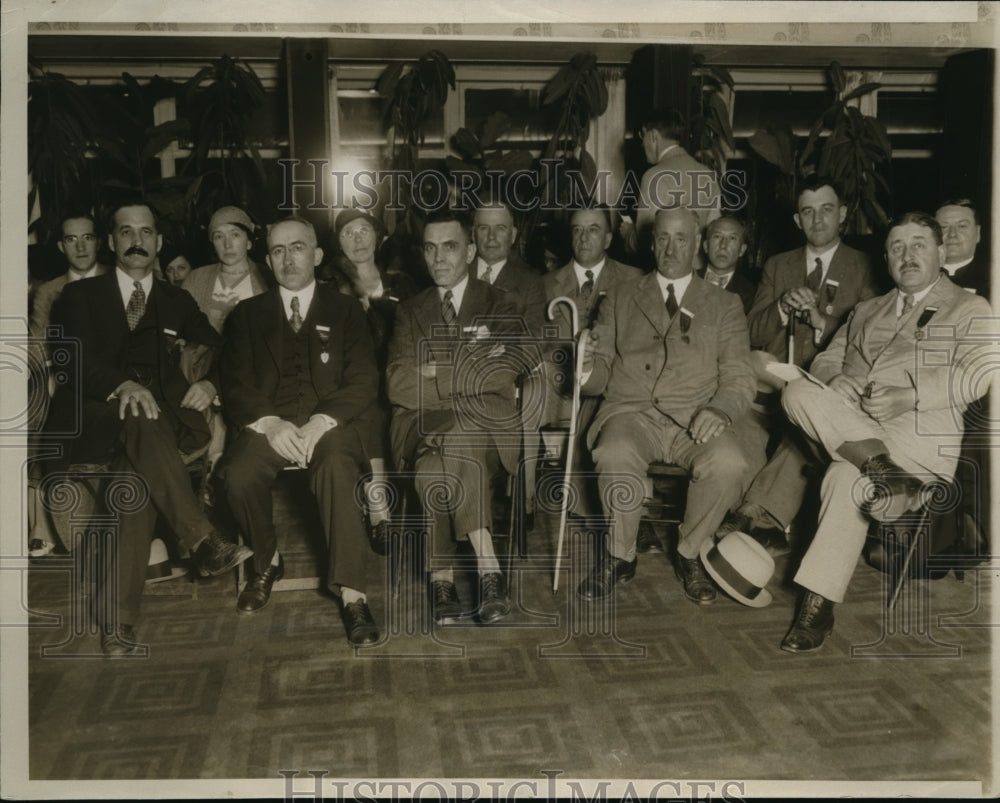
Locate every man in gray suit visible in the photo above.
<box><xmin>719</xmin><ymin>176</ymin><xmax>879</xmax><ymax>548</ymax></box>
<box><xmin>579</xmin><ymin>207</ymin><xmax>756</xmax><ymax>604</ymax></box>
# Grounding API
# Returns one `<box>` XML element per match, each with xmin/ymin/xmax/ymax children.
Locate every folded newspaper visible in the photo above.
<box><xmin>766</xmin><ymin>362</ymin><xmax>828</xmax><ymax>388</ymax></box>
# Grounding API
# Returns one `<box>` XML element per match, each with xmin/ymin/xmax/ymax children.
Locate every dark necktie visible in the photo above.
<box><xmin>126</xmin><ymin>280</ymin><xmax>146</xmax><ymax>331</ymax></box>
<box><xmin>480</xmin><ymin>264</ymin><xmax>493</xmax><ymax>284</ymax></box>
<box><xmin>580</xmin><ymin>269</ymin><xmax>594</xmax><ymax>304</ymax></box>
<box><xmin>289</xmin><ymin>296</ymin><xmax>303</xmax><ymax>333</ymax></box>
<box><xmin>805</xmin><ymin>257</ymin><xmax>823</xmax><ymax>292</ymax></box>
<box><xmin>665</xmin><ymin>282</ymin><xmax>679</xmax><ymax>318</ymax></box>
<box><xmin>442</xmin><ymin>289</ymin><xmax>457</xmax><ymax>325</ymax></box>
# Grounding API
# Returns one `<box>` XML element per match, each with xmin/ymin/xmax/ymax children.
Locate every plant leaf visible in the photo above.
<box><xmin>479</xmin><ymin>112</ymin><xmax>511</xmax><ymax>150</ymax></box>
<box><xmin>841</xmin><ymin>81</ymin><xmax>882</xmax><ymax>104</ymax></box>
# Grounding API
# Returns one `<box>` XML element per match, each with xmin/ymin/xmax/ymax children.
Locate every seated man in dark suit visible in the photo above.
<box><xmin>51</xmin><ymin>200</ymin><xmax>252</xmax><ymax>656</ymax></box>
<box><xmin>718</xmin><ymin>175</ymin><xmax>879</xmax><ymax>548</ymax></box>
<box><xmin>219</xmin><ymin>216</ymin><xmax>381</xmax><ymax>646</ymax></box>
<box><xmin>579</xmin><ymin>207</ymin><xmax>756</xmax><ymax>603</ymax></box>
<box><xmin>698</xmin><ymin>214</ymin><xmax>756</xmax><ymax>314</ymax></box>
<box><xmin>387</xmin><ymin>209</ymin><xmax>525</xmax><ymax>625</ymax></box>
<box><xmin>543</xmin><ymin>204</ymin><xmax>641</xmax><ymax>513</ymax></box>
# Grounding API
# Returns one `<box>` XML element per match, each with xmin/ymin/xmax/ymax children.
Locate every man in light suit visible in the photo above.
<box><xmin>387</xmin><ymin>209</ymin><xmax>526</xmax><ymax>625</ymax></box>
<box><xmin>578</xmin><ymin>207</ymin><xmax>756</xmax><ymax>603</ymax></box>
<box><xmin>697</xmin><ymin>214</ymin><xmax>756</xmax><ymax>315</ymax></box>
<box><xmin>543</xmin><ymin>205</ymin><xmax>641</xmax><ymax>513</ymax></box>
<box><xmin>51</xmin><ymin>200</ymin><xmax>252</xmax><ymax>656</ymax></box>
<box><xmin>720</xmin><ymin>176</ymin><xmax>879</xmax><ymax>546</ymax></box>
<box><xmin>778</xmin><ymin>212</ymin><xmax>992</xmax><ymax>653</ymax></box>
<box><xmin>219</xmin><ymin>216</ymin><xmax>381</xmax><ymax>646</ymax></box>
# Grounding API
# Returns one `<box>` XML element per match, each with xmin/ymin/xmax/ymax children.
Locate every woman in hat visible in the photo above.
<box><xmin>332</xmin><ymin>208</ymin><xmax>419</xmax><ymax>552</ymax></box>
<box><xmin>182</xmin><ymin>205</ymin><xmax>269</xmax><ymax>334</ymax></box>
<box><xmin>181</xmin><ymin>206</ymin><xmax>270</xmax><ymax>474</ymax></box>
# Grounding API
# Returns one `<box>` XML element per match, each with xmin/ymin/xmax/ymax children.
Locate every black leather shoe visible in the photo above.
<box><xmin>237</xmin><ymin>556</ymin><xmax>284</xmax><ymax>613</ymax></box>
<box><xmin>781</xmin><ymin>590</ymin><xmax>835</xmax><ymax>653</ymax></box>
<box><xmin>636</xmin><ymin>522</ymin><xmax>663</xmax><ymax>553</ymax></box>
<box><xmin>576</xmin><ymin>553</ymin><xmax>637</xmax><ymax>601</ymax></box>
<box><xmin>193</xmin><ymin>532</ymin><xmax>253</xmax><ymax>577</ymax></box>
<box><xmin>369</xmin><ymin>519</ymin><xmax>390</xmax><ymax>557</ymax></box>
<box><xmin>430</xmin><ymin>580</ymin><xmax>464</xmax><ymax>624</ymax></box>
<box><xmin>861</xmin><ymin>453</ymin><xmax>925</xmax><ymax>522</ymax></box>
<box><xmin>477</xmin><ymin>572</ymin><xmax>510</xmax><ymax>624</ymax></box>
<box><xmin>101</xmin><ymin>624</ymin><xmax>138</xmax><ymax>657</ymax></box>
<box><xmin>341</xmin><ymin>599</ymin><xmax>379</xmax><ymax>645</ymax></box>
<box><xmin>674</xmin><ymin>554</ymin><xmax>717</xmax><ymax>604</ymax></box>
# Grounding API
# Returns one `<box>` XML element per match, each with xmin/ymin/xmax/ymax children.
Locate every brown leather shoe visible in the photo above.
<box><xmin>193</xmin><ymin>531</ymin><xmax>253</xmax><ymax>577</ymax></box>
<box><xmin>237</xmin><ymin>555</ymin><xmax>284</xmax><ymax>614</ymax></box>
<box><xmin>341</xmin><ymin>599</ymin><xmax>379</xmax><ymax>645</ymax></box>
<box><xmin>674</xmin><ymin>554</ymin><xmax>717</xmax><ymax>604</ymax></box>
<box><xmin>781</xmin><ymin>590</ymin><xmax>835</xmax><ymax>653</ymax></box>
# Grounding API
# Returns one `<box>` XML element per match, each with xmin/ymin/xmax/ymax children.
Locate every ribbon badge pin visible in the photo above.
<box><xmin>679</xmin><ymin>308</ymin><xmax>694</xmax><ymax>344</ymax></box>
<box><xmin>914</xmin><ymin>306</ymin><xmax>938</xmax><ymax>340</ymax></box>
<box><xmin>316</xmin><ymin>324</ymin><xmax>331</xmax><ymax>363</ymax></box>
<box><xmin>823</xmin><ymin>279</ymin><xmax>839</xmax><ymax>315</ymax></box>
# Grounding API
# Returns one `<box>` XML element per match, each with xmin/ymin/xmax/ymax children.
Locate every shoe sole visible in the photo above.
<box><xmin>145</xmin><ymin>567</ymin><xmax>189</xmax><ymax>585</ymax></box>
<box><xmin>477</xmin><ymin>603</ymin><xmax>511</xmax><ymax>624</ymax></box>
<box><xmin>576</xmin><ymin>572</ymin><xmax>635</xmax><ymax>602</ymax></box>
<box><xmin>199</xmin><ymin>546</ymin><xmax>254</xmax><ymax>578</ymax></box>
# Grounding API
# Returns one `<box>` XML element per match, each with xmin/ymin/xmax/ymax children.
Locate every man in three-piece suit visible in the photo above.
<box><xmin>578</xmin><ymin>207</ymin><xmax>756</xmax><ymax>603</ymax></box>
<box><xmin>719</xmin><ymin>176</ymin><xmax>879</xmax><ymax>547</ymax></box>
<box><xmin>697</xmin><ymin>214</ymin><xmax>756</xmax><ymax>314</ymax></box>
<box><xmin>51</xmin><ymin>201</ymin><xmax>252</xmax><ymax>656</ymax></box>
<box><xmin>219</xmin><ymin>216</ymin><xmax>381</xmax><ymax>645</ymax></box>
<box><xmin>778</xmin><ymin>212</ymin><xmax>992</xmax><ymax>653</ymax></box>
<box><xmin>387</xmin><ymin>209</ymin><xmax>526</xmax><ymax>625</ymax></box>
<box><xmin>543</xmin><ymin>205</ymin><xmax>641</xmax><ymax>514</ymax></box>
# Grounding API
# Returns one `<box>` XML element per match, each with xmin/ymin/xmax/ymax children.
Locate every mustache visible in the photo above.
<box><xmin>125</xmin><ymin>246</ymin><xmax>149</xmax><ymax>257</ymax></box>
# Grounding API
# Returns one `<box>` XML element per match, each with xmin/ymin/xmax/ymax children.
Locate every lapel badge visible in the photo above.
<box><xmin>315</xmin><ymin>324</ymin><xmax>331</xmax><ymax>361</ymax></box>
<box><xmin>824</xmin><ymin>305</ymin><xmax>834</xmax><ymax>315</ymax></box>
<box><xmin>679</xmin><ymin>307</ymin><xmax>694</xmax><ymax>343</ymax></box>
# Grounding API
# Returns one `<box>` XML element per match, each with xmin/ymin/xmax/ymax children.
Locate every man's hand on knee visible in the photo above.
<box><xmin>115</xmin><ymin>380</ymin><xmax>160</xmax><ymax>420</ymax></box>
<box><xmin>260</xmin><ymin>418</ymin><xmax>306</xmax><ymax>466</ymax></box>
<box><xmin>688</xmin><ymin>407</ymin><xmax>729</xmax><ymax>444</ymax></box>
<box><xmin>299</xmin><ymin>415</ymin><xmax>337</xmax><ymax>465</ymax></box>
<box><xmin>180</xmin><ymin>379</ymin><xmax>216</xmax><ymax>412</ymax></box>
<box><xmin>828</xmin><ymin>374</ymin><xmax>865</xmax><ymax>405</ymax></box>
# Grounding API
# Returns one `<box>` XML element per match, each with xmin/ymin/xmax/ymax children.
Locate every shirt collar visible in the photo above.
<box><xmin>572</xmin><ymin>258</ymin><xmax>605</xmax><ymax>286</ymax></box>
<box><xmin>805</xmin><ymin>242</ymin><xmax>840</xmax><ymax>273</ymax></box>
<box><xmin>704</xmin><ymin>266</ymin><xmax>735</xmax><ymax>287</ymax></box>
<box><xmin>477</xmin><ymin>255</ymin><xmax>507</xmax><ymax>282</ymax></box>
<box><xmin>656</xmin><ymin>143</ymin><xmax>681</xmax><ymax>162</ymax></box>
<box><xmin>67</xmin><ymin>265</ymin><xmax>98</xmax><ymax>282</ymax></box>
<box><xmin>655</xmin><ymin>271</ymin><xmax>694</xmax><ymax>306</ymax></box>
<box><xmin>943</xmin><ymin>256</ymin><xmax>975</xmax><ymax>274</ymax></box>
<box><xmin>278</xmin><ymin>279</ymin><xmax>317</xmax><ymax>321</ymax></box>
<box><xmin>438</xmin><ymin>273</ymin><xmax>470</xmax><ymax>312</ymax></box>
<box><xmin>896</xmin><ymin>276</ymin><xmax>939</xmax><ymax>314</ymax></box>
<box><xmin>115</xmin><ymin>267</ymin><xmax>154</xmax><ymax>308</ymax></box>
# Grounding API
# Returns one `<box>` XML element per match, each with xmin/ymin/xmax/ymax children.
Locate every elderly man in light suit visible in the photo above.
<box><xmin>578</xmin><ymin>207</ymin><xmax>756</xmax><ymax>603</ymax></box>
<box><xmin>778</xmin><ymin>211</ymin><xmax>992</xmax><ymax>653</ymax></box>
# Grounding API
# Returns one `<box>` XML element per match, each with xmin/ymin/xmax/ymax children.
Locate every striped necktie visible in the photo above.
<box><xmin>289</xmin><ymin>296</ymin><xmax>303</xmax><ymax>333</ymax></box>
<box><xmin>442</xmin><ymin>289</ymin><xmax>457</xmax><ymax>325</ymax></box>
<box><xmin>580</xmin><ymin>269</ymin><xmax>594</xmax><ymax>304</ymax></box>
<box><xmin>805</xmin><ymin>257</ymin><xmax>823</xmax><ymax>292</ymax></box>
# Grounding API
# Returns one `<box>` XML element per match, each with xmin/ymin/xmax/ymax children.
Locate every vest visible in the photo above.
<box><xmin>273</xmin><ymin>320</ymin><xmax>319</xmax><ymax>426</ymax></box>
<box><xmin>124</xmin><ymin>313</ymin><xmax>161</xmax><ymax>398</ymax></box>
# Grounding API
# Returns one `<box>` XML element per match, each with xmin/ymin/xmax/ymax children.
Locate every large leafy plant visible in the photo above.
<box><xmin>689</xmin><ymin>55</ymin><xmax>735</xmax><ymax>176</ymax></box>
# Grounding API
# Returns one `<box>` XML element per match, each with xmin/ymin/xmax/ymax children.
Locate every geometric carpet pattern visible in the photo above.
<box><xmin>25</xmin><ymin>491</ymin><xmax>994</xmax><ymax>790</ymax></box>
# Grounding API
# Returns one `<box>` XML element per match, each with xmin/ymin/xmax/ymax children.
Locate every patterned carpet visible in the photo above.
<box><xmin>24</xmin><ymin>478</ymin><xmax>994</xmax><ymax>792</ymax></box>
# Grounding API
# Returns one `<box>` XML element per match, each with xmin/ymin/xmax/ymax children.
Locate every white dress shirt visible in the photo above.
<box><xmin>115</xmin><ymin>267</ymin><xmax>154</xmax><ymax>311</ymax></box>
<box><xmin>476</xmin><ymin>257</ymin><xmax>507</xmax><ymax>285</ymax></box>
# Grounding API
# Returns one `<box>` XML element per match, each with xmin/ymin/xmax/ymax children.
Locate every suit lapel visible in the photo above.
<box><xmin>415</xmin><ymin>286</ymin><xmax>446</xmax><ymax>339</ymax></box>
<box><xmin>101</xmin><ymin>270</ymin><xmax>131</xmax><ymax>338</ymax></box>
<box><xmin>260</xmin><ymin>290</ymin><xmax>285</xmax><ymax>370</ymax></box>
<box><xmin>633</xmin><ymin>272</ymin><xmax>668</xmax><ymax>336</ymax></box>
<box><xmin>458</xmin><ymin>277</ymin><xmax>488</xmax><ymax>328</ymax></box>
<box><xmin>669</xmin><ymin>275</ymin><xmax>706</xmax><ymax>334</ymax></box>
